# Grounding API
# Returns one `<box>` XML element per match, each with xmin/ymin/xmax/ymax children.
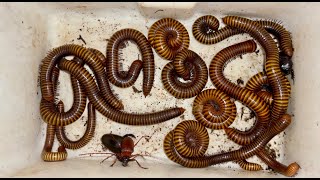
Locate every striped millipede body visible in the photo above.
<box><xmin>245</xmin><ymin>72</ymin><xmax>291</xmax><ymax>107</ymax></box>
<box><xmin>161</xmin><ymin>49</ymin><xmax>208</xmax><ymax>99</ymax></box>
<box><xmin>257</xmin><ymin>149</ymin><xmax>300</xmax><ymax>177</ymax></box>
<box><xmin>148</xmin><ymin>18</ymin><xmax>190</xmax><ymax>60</ymax></box>
<box><xmin>163</xmin><ymin>114</ymin><xmax>291</xmax><ymax>168</ymax></box>
<box><xmin>56</xmin><ymin>101</ymin><xmax>96</xmax><ymax>150</ymax></box>
<box><xmin>192</xmin><ymin>16</ymin><xmax>293</xmax><ymax>57</ymax></box>
<box><xmin>235</xmin><ymin>159</ymin><xmax>263</xmax><ymax>171</ymax></box>
<box><xmin>41</xmin><ymin>124</ymin><xmax>68</xmax><ymax>162</ymax></box>
<box><xmin>87</xmin><ymin>48</ymin><xmax>107</xmax><ymax>67</ymax></box>
<box><xmin>209</xmin><ymin>40</ymin><xmax>270</xmax><ymax>145</ymax></box>
<box><xmin>40</xmin><ymin>44</ymin><xmax>123</xmax><ymax>110</ymax></box>
<box><xmin>41</xmin><ymin>69</ymin><xmax>67</xmax><ymax>162</ymax></box>
<box><xmin>57</xmin><ymin>58</ymin><xmax>185</xmax><ymax>125</ymax></box>
<box><xmin>222</xmin><ymin>16</ymin><xmax>290</xmax><ymax>123</ymax></box>
<box><xmin>40</xmin><ymin>58</ymin><xmax>87</xmax><ymax>127</ymax></box>
<box><xmin>192</xmin><ymin>15</ymin><xmax>242</xmax><ymax>45</ymax></box>
<box><xmin>256</xmin><ymin>20</ymin><xmax>293</xmax><ymax>57</ymax></box>
<box><xmin>192</xmin><ymin>89</ymin><xmax>237</xmax><ymax>130</ymax></box>
<box><xmin>172</xmin><ymin>120</ymin><xmax>209</xmax><ymax>158</ymax></box>
<box><xmin>106</xmin><ymin>29</ymin><xmax>154</xmax><ymax>96</ymax></box>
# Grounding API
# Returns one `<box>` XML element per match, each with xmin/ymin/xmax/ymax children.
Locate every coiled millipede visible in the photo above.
<box><xmin>148</xmin><ymin>18</ymin><xmax>190</xmax><ymax>60</ymax></box>
<box><xmin>56</xmin><ymin>101</ymin><xmax>96</xmax><ymax>150</ymax></box>
<box><xmin>164</xmin><ymin>114</ymin><xmax>291</xmax><ymax>168</ymax></box>
<box><xmin>40</xmin><ymin>44</ymin><xmax>123</xmax><ymax>110</ymax></box>
<box><xmin>106</xmin><ymin>28</ymin><xmax>155</xmax><ymax>97</ymax></box>
<box><xmin>192</xmin><ymin>89</ymin><xmax>236</xmax><ymax>130</ymax></box>
<box><xmin>161</xmin><ymin>49</ymin><xmax>208</xmax><ymax>99</ymax></box>
<box><xmin>222</xmin><ymin>16</ymin><xmax>291</xmax><ymax>123</ymax></box>
<box><xmin>192</xmin><ymin>15</ymin><xmax>293</xmax><ymax>58</ymax></box>
<box><xmin>209</xmin><ymin>40</ymin><xmax>270</xmax><ymax>145</ymax></box>
<box><xmin>57</xmin><ymin>58</ymin><xmax>185</xmax><ymax>126</ymax></box>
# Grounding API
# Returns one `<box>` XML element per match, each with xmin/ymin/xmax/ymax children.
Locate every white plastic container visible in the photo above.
<box><xmin>0</xmin><ymin>2</ymin><xmax>319</xmax><ymax>177</ymax></box>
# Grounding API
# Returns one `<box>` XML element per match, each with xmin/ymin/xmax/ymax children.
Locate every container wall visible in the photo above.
<box><xmin>0</xmin><ymin>2</ymin><xmax>319</xmax><ymax>177</ymax></box>
<box><xmin>0</xmin><ymin>2</ymin><xmax>48</xmax><ymax>176</ymax></box>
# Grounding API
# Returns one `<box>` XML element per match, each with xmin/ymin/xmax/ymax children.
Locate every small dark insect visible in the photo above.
<box><xmin>80</xmin><ymin>133</ymin><xmax>150</xmax><ymax>169</ymax></box>
<box><xmin>132</xmin><ymin>86</ymin><xmax>142</xmax><ymax>93</ymax></box>
<box><xmin>279</xmin><ymin>51</ymin><xmax>294</xmax><ymax>81</ymax></box>
<box><xmin>237</xmin><ymin>78</ymin><xmax>244</xmax><ymax>86</ymax></box>
<box><xmin>77</xmin><ymin>35</ymin><xmax>87</xmax><ymax>45</ymax></box>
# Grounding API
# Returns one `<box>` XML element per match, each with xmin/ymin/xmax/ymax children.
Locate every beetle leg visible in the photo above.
<box><xmin>100</xmin><ymin>154</ymin><xmax>116</xmax><ymax>164</ymax></box>
<box><xmin>130</xmin><ymin>158</ymin><xmax>148</xmax><ymax>169</ymax></box>
<box><xmin>110</xmin><ymin>158</ymin><xmax>118</xmax><ymax>167</ymax></box>
<box><xmin>134</xmin><ymin>135</ymin><xmax>150</xmax><ymax>147</ymax></box>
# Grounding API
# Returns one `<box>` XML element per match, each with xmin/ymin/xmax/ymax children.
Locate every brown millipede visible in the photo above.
<box><xmin>41</xmin><ymin>124</ymin><xmax>68</xmax><ymax>162</ymax></box>
<box><xmin>222</xmin><ymin>16</ymin><xmax>291</xmax><ymax>123</ymax></box>
<box><xmin>235</xmin><ymin>159</ymin><xmax>263</xmax><ymax>171</ymax></box>
<box><xmin>161</xmin><ymin>49</ymin><xmax>208</xmax><ymax>99</ymax></box>
<box><xmin>193</xmin><ymin>16</ymin><xmax>293</xmax><ymax>58</ymax></box>
<box><xmin>87</xmin><ymin>48</ymin><xmax>107</xmax><ymax>67</ymax></box>
<box><xmin>41</xmin><ymin>70</ymin><xmax>67</xmax><ymax>162</ymax></box>
<box><xmin>57</xmin><ymin>58</ymin><xmax>185</xmax><ymax>126</ymax></box>
<box><xmin>40</xmin><ymin>44</ymin><xmax>123</xmax><ymax>110</ymax></box>
<box><xmin>172</xmin><ymin>120</ymin><xmax>209</xmax><ymax>158</ymax></box>
<box><xmin>192</xmin><ymin>15</ymin><xmax>241</xmax><ymax>45</ymax></box>
<box><xmin>56</xmin><ymin>101</ymin><xmax>96</xmax><ymax>150</ymax></box>
<box><xmin>245</xmin><ymin>72</ymin><xmax>291</xmax><ymax>107</ymax></box>
<box><xmin>163</xmin><ymin>114</ymin><xmax>291</xmax><ymax>169</ymax></box>
<box><xmin>257</xmin><ymin>149</ymin><xmax>300</xmax><ymax>177</ymax></box>
<box><xmin>148</xmin><ymin>18</ymin><xmax>190</xmax><ymax>60</ymax></box>
<box><xmin>256</xmin><ymin>20</ymin><xmax>293</xmax><ymax>57</ymax></box>
<box><xmin>256</xmin><ymin>90</ymin><xmax>273</xmax><ymax>107</ymax></box>
<box><xmin>192</xmin><ymin>89</ymin><xmax>237</xmax><ymax>130</ymax></box>
<box><xmin>106</xmin><ymin>28</ymin><xmax>154</xmax><ymax>96</ymax></box>
<box><xmin>40</xmin><ymin>58</ymin><xmax>87</xmax><ymax>126</ymax></box>
<box><xmin>209</xmin><ymin>40</ymin><xmax>270</xmax><ymax>145</ymax></box>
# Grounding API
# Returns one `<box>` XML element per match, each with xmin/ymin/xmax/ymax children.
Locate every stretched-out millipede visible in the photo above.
<box><xmin>40</xmin><ymin>58</ymin><xmax>87</xmax><ymax>127</ymax></box>
<box><xmin>40</xmin><ymin>44</ymin><xmax>123</xmax><ymax>110</ymax></box>
<box><xmin>222</xmin><ymin>16</ymin><xmax>291</xmax><ymax>123</ymax></box>
<box><xmin>209</xmin><ymin>40</ymin><xmax>270</xmax><ymax>145</ymax></box>
<box><xmin>57</xmin><ymin>58</ymin><xmax>185</xmax><ymax>126</ymax></box>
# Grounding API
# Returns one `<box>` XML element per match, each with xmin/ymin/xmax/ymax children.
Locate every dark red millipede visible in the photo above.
<box><xmin>209</xmin><ymin>40</ymin><xmax>270</xmax><ymax>145</ymax></box>
<box><xmin>39</xmin><ymin>44</ymin><xmax>123</xmax><ymax>110</ymax></box>
<box><xmin>56</xmin><ymin>101</ymin><xmax>96</xmax><ymax>150</ymax></box>
<box><xmin>163</xmin><ymin>114</ymin><xmax>291</xmax><ymax>169</ymax></box>
<box><xmin>57</xmin><ymin>58</ymin><xmax>185</xmax><ymax>126</ymax></box>
<box><xmin>161</xmin><ymin>49</ymin><xmax>208</xmax><ymax>99</ymax></box>
<box><xmin>106</xmin><ymin>28</ymin><xmax>154</xmax><ymax>96</ymax></box>
<box><xmin>148</xmin><ymin>18</ymin><xmax>190</xmax><ymax>60</ymax></box>
<box><xmin>222</xmin><ymin>16</ymin><xmax>290</xmax><ymax>123</ymax></box>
